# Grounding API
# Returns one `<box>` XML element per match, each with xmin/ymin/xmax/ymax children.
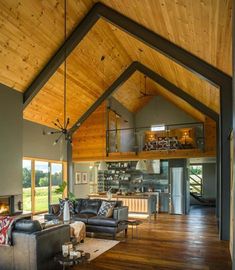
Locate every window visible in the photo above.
<box><xmin>22</xmin><ymin>159</ymin><xmax>65</xmax><ymax>214</ymax></box>
<box><xmin>189</xmin><ymin>165</ymin><xmax>203</xmax><ymax>196</ymax></box>
<box><xmin>22</xmin><ymin>160</ymin><xmax>32</xmax><ymax>211</ymax></box>
<box><xmin>151</xmin><ymin>124</ymin><xmax>165</xmax><ymax>132</ymax></box>
<box><xmin>51</xmin><ymin>163</ymin><xmax>63</xmax><ymax>204</ymax></box>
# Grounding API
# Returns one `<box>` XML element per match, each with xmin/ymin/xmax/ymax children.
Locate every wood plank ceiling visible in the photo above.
<box><xmin>0</xmin><ymin>0</ymin><xmax>232</xmax><ymax>128</ymax></box>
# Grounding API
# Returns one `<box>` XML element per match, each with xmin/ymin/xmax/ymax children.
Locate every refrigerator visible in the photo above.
<box><xmin>169</xmin><ymin>167</ymin><xmax>184</xmax><ymax>214</ymax></box>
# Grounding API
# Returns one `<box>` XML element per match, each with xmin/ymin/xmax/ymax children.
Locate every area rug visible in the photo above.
<box><xmin>76</xmin><ymin>238</ymin><xmax>119</xmax><ymax>261</ymax></box>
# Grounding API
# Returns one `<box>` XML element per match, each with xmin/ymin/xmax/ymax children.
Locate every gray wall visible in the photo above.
<box><xmin>109</xmin><ymin>97</ymin><xmax>134</xmax><ymax>152</ymax></box>
<box><xmin>109</xmin><ymin>97</ymin><xmax>134</xmax><ymax>128</ymax></box>
<box><xmin>0</xmin><ymin>84</ymin><xmax>22</xmax><ymax>196</ymax></box>
<box><xmin>73</xmin><ymin>163</ymin><xmax>96</xmax><ymax>198</ymax></box>
<box><xmin>203</xmin><ymin>163</ymin><xmax>216</xmax><ymax>199</ymax></box>
<box><xmin>135</xmin><ymin>96</ymin><xmax>196</xmax><ymax>127</ymax></box>
<box><xmin>23</xmin><ymin>120</ymin><xmax>67</xmax><ymax>161</ymax></box>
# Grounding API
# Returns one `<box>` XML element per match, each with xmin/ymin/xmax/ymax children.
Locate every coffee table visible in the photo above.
<box><xmin>54</xmin><ymin>251</ymin><xmax>90</xmax><ymax>270</ymax></box>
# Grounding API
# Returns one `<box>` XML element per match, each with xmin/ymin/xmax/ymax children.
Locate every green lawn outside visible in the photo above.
<box><xmin>23</xmin><ymin>186</ymin><xmax>61</xmax><ymax>212</ymax></box>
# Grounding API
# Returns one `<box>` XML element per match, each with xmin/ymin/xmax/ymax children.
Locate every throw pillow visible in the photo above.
<box><xmin>51</xmin><ymin>204</ymin><xmax>60</xmax><ymax>215</ymax></box>
<box><xmin>59</xmin><ymin>198</ymin><xmax>75</xmax><ymax>215</ymax></box>
<box><xmin>97</xmin><ymin>201</ymin><xmax>114</xmax><ymax>218</ymax></box>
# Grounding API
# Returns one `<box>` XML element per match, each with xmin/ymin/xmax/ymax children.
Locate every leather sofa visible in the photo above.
<box><xmin>0</xmin><ymin>219</ymin><xmax>70</xmax><ymax>270</ymax></box>
<box><xmin>45</xmin><ymin>198</ymin><xmax>129</xmax><ymax>239</ymax></box>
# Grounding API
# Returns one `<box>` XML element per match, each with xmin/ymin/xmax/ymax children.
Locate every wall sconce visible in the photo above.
<box><xmin>180</xmin><ymin>129</ymin><xmax>193</xmax><ymax>145</ymax></box>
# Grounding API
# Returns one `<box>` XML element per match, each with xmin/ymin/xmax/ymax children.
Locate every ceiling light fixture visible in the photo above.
<box><xmin>44</xmin><ymin>0</ymin><xmax>72</xmax><ymax>145</ymax></box>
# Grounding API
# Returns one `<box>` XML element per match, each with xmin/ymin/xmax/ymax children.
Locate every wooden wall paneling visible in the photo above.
<box><xmin>204</xmin><ymin>117</ymin><xmax>216</xmax><ymax>153</ymax></box>
<box><xmin>72</xmin><ymin>102</ymin><xmax>107</xmax><ymax>160</ymax></box>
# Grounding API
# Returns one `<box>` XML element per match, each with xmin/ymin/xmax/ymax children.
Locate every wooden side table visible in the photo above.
<box><xmin>119</xmin><ymin>220</ymin><xmax>143</xmax><ymax>239</ymax></box>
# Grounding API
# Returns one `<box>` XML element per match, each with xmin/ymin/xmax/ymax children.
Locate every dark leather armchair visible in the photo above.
<box><xmin>0</xmin><ymin>219</ymin><xmax>70</xmax><ymax>270</ymax></box>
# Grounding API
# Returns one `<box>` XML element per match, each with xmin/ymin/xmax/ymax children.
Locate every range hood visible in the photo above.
<box><xmin>146</xmin><ymin>160</ymin><xmax>160</xmax><ymax>174</ymax></box>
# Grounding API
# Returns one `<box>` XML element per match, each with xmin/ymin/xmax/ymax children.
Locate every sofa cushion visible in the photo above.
<box><xmin>14</xmin><ymin>220</ymin><xmax>42</xmax><ymax>234</ymax></box>
<box><xmin>74</xmin><ymin>199</ymin><xmax>83</xmax><ymax>214</ymax></box>
<box><xmin>87</xmin><ymin>216</ymin><xmax>118</xmax><ymax>227</ymax></box>
<box><xmin>79</xmin><ymin>199</ymin><xmax>101</xmax><ymax>215</ymax></box>
<box><xmin>59</xmin><ymin>198</ymin><xmax>75</xmax><ymax>215</ymax></box>
<box><xmin>97</xmin><ymin>201</ymin><xmax>114</xmax><ymax>218</ymax></box>
<box><xmin>72</xmin><ymin>214</ymin><xmax>96</xmax><ymax>223</ymax></box>
<box><xmin>51</xmin><ymin>204</ymin><xmax>60</xmax><ymax>215</ymax></box>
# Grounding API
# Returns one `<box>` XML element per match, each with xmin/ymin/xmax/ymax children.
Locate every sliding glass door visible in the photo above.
<box><xmin>22</xmin><ymin>159</ymin><xmax>64</xmax><ymax>214</ymax></box>
<box><xmin>51</xmin><ymin>163</ymin><xmax>63</xmax><ymax>204</ymax></box>
<box><xmin>22</xmin><ymin>160</ymin><xmax>32</xmax><ymax>212</ymax></box>
<box><xmin>35</xmin><ymin>161</ymin><xmax>49</xmax><ymax>213</ymax></box>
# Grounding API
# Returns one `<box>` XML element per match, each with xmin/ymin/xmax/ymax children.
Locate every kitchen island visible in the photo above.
<box><xmin>88</xmin><ymin>193</ymin><xmax>158</xmax><ymax>217</ymax></box>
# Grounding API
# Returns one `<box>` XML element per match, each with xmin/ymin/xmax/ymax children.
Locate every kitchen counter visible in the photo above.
<box><xmin>88</xmin><ymin>193</ymin><xmax>153</xmax><ymax>199</ymax></box>
<box><xmin>88</xmin><ymin>193</ymin><xmax>158</xmax><ymax>215</ymax></box>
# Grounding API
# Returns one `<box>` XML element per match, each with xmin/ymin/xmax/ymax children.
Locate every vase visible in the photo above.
<box><xmin>107</xmin><ymin>191</ymin><xmax>112</xmax><ymax>201</ymax></box>
<box><xmin>63</xmin><ymin>200</ymin><xmax>70</xmax><ymax>222</ymax></box>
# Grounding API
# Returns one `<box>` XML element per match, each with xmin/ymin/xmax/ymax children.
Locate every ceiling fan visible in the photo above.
<box><xmin>138</xmin><ymin>75</ymin><xmax>156</xmax><ymax>99</ymax></box>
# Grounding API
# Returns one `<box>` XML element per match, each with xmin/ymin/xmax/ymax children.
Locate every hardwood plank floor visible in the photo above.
<box><xmin>75</xmin><ymin>206</ymin><xmax>231</xmax><ymax>270</ymax></box>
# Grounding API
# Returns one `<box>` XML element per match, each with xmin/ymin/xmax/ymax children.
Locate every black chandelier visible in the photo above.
<box><xmin>45</xmin><ymin>0</ymin><xmax>72</xmax><ymax>145</ymax></box>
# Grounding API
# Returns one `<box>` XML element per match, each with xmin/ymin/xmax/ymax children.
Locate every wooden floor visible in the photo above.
<box><xmin>75</xmin><ymin>206</ymin><xmax>231</xmax><ymax>270</ymax></box>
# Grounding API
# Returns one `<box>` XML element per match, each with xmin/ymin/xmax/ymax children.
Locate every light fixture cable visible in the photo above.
<box><xmin>44</xmin><ymin>0</ymin><xmax>72</xmax><ymax>145</ymax></box>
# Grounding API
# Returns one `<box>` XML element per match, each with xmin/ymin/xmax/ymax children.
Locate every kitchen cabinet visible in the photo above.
<box><xmin>159</xmin><ymin>193</ymin><xmax>169</xmax><ymax>212</ymax></box>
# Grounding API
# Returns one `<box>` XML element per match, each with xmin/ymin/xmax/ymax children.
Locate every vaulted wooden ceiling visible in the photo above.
<box><xmin>0</xmin><ymin>0</ymin><xmax>232</xmax><ymax>128</ymax></box>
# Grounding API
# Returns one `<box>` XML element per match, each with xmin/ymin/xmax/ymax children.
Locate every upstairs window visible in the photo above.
<box><xmin>151</xmin><ymin>124</ymin><xmax>165</xmax><ymax>132</ymax></box>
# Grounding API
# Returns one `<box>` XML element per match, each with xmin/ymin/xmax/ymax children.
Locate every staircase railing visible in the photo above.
<box><xmin>189</xmin><ymin>169</ymin><xmax>203</xmax><ymax>196</ymax></box>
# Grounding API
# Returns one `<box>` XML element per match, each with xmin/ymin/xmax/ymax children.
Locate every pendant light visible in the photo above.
<box><xmin>136</xmin><ymin>160</ymin><xmax>147</xmax><ymax>171</ymax></box>
<box><xmin>44</xmin><ymin>0</ymin><xmax>72</xmax><ymax>145</ymax></box>
<box><xmin>98</xmin><ymin>161</ymin><xmax>108</xmax><ymax>171</ymax></box>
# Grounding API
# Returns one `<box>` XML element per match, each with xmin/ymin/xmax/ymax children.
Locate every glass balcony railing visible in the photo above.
<box><xmin>106</xmin><ymin>122</ymin><xmax>204</xmax><ymax>154</ymax></box>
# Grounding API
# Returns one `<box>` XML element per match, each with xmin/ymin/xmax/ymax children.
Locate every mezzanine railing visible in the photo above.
<box><xmin>106</xmin><ymin>122</ymin><xmax>204</xmax><ymax>155</ymax></box>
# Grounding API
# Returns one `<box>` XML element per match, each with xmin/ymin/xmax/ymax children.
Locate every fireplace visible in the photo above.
<box><xmin>0</xmin><ymin>196</ymin><xmax>14</xmax><ymax>216</ymax></box>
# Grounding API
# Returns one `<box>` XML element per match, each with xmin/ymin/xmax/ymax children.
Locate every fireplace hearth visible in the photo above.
<box><xmin>0</xmin><ymin>196</ymin><xmax>14</xmax><ymax>216</ymax></box>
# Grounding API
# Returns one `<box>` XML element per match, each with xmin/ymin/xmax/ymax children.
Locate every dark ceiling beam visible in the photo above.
<box><xmin>136</xmin><ymin>62</ymin><xmax>219</xmax><ymax>123</ymax></box>
<box><xmin>70</xmin><ymin>61</ymin><xmax>219</xmax><ymax>135</ymax></box>
<box><xmin>69</xmin><ymin>62</ymin><xmax>138</xmax><ymax>134</ymax></box>
<box><xmin>23</xmin><ymin>4</ymin><xmax>101</xmax><ymax>108</ymax></box>
<box><xmin>96</xmin><ymin>3</ymin><xmax>231</xmax><ymax>87</ymax></box>
<box><xmin>23</xmin><ymin>2</ymin><xmax>232</xmax><ymax>108</ymax></box>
